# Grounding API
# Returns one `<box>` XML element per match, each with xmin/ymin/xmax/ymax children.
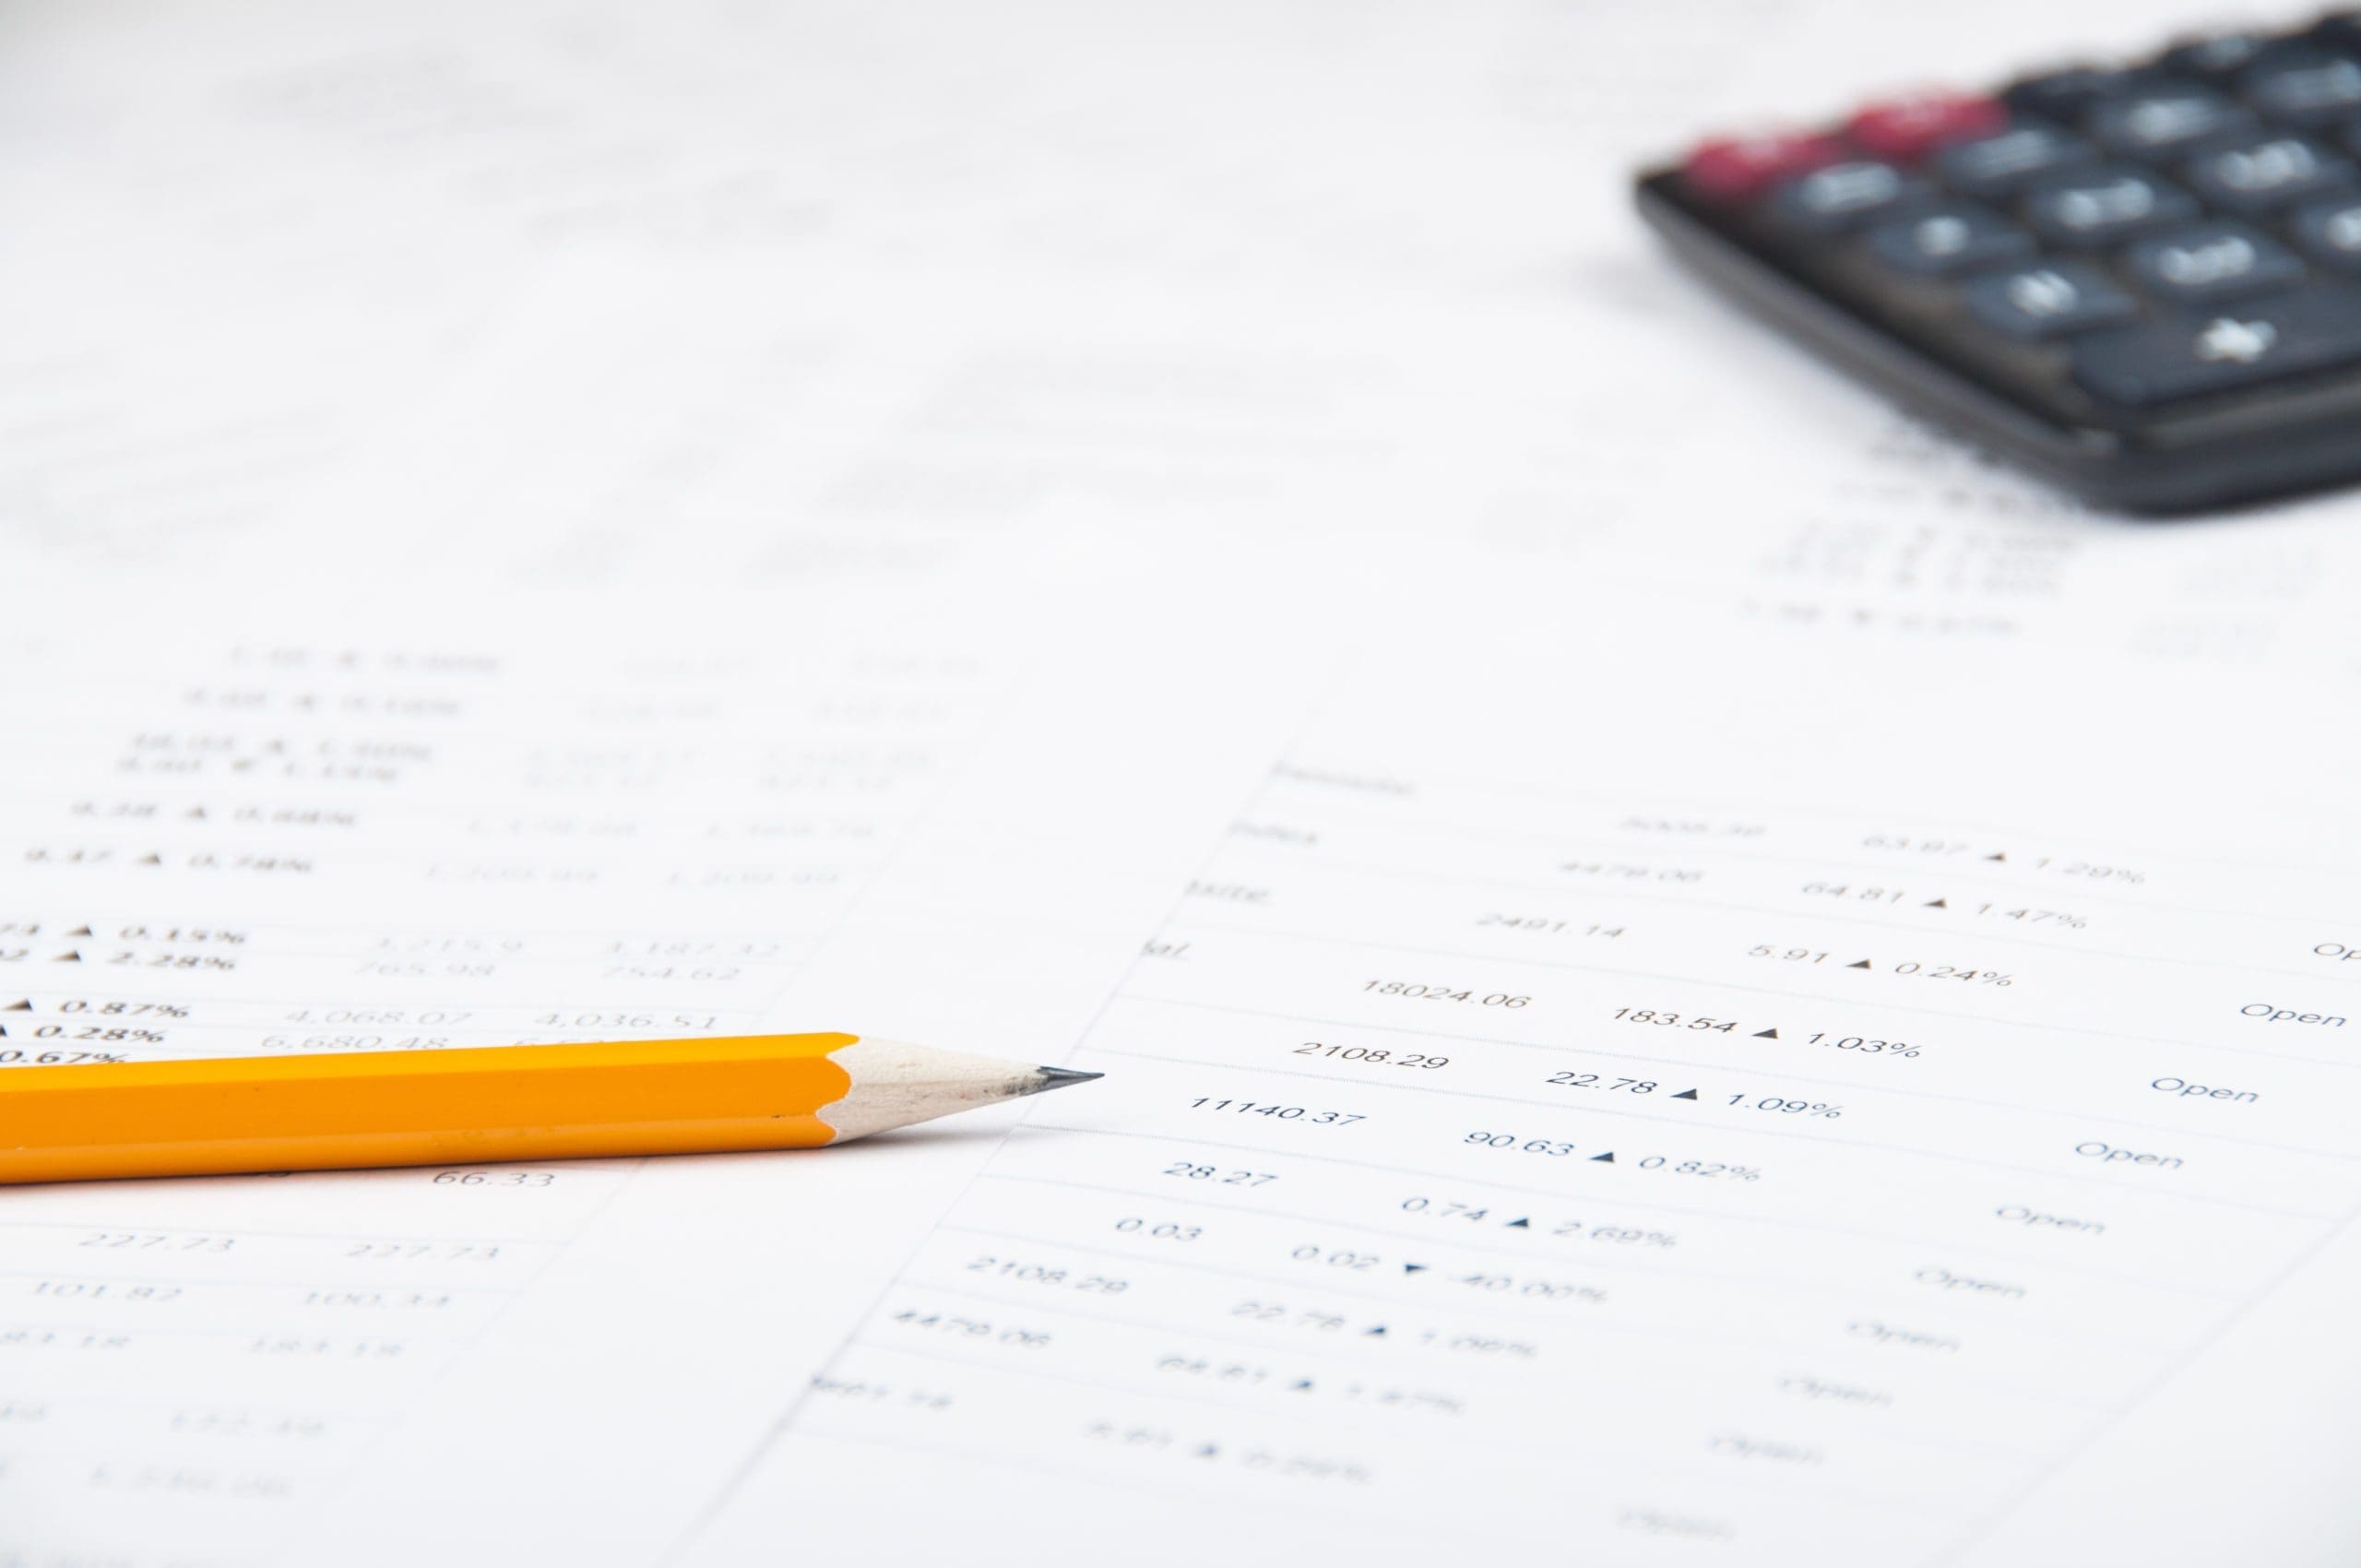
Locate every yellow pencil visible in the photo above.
<box><xmin>0</xmin><ymin>1034</ymin><xmax>1100</xmax><ymax>1184</ymax></box>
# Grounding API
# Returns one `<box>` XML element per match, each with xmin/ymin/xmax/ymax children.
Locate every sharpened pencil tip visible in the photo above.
<box><xmin>1031</xmin><ymin>1065</ymin><xmax>1104</xmax><ymax>1093</ymax></box>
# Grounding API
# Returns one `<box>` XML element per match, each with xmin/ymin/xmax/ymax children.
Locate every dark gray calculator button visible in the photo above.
<box><xmin>2071</xmin><ymin>287</ymin><xmax>2361</xmax><ymax>405</ymax></box>
<box><xmin>2126</xmin><ymin>223</ymin><xmax>2307</xmax><ymax>302</ymax></box>
<box><xmin>2164</xmin><ymin>33</ymin><xmax>2277</xmax><ymax>81</ymax></box>
<box><xmin>2089</xmin><ymin>87</ymin><xmax>2255</xmax><ymax>157</ymax></box>
<box><xmin>1769</xmin><ymin>161</ymin><xmax>1928</xmax><ymax>231</ymax></box>
<box><xmin>2023</xmin><ymin>168</ymin><xmax>2200</xmax><ymax>244</ymax></box>
<box><xmin>1934</xmin><ymin>123</ymin><xmax>2097</xmax><ymax>196</ymax></box>
<box><xmin>2310</xmin><ymin>11</ymin><xmax>2361</xmax><ymax>53</ymax></box>
<box><xmin>1865</xmin><ymin>204</ymin><xmax>2035</xmax><ymax>276</ymax></box>
<box><xmin>2239</xmin><ymin>50</ymin><xmax>2361</xmax><ymax>125</ymax></box>
<box><xmin>2184</xmin><ymin>133</ymin><xmax>2356</xmax><ymax>212</ymax></box>
<box><xmin>2003</xmin><ymin>66</ymin><xmax>2156</xmax><ymax>123</ymax></box>
<box><xmin>2291</xmin><ymin>194</ymin><xmax>2361</xmax><ymax>270</ymax></box>
<box><xmin>1964</xmin><ymin>262</ymin><xmax>2141</xmax><ymax>339</ymax></box>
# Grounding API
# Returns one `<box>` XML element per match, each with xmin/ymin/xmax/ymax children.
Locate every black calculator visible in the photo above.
<box><xmin>1634</xmin><ymin>15</ymin><xmax>2361</xmax><ymax>512</ymax></box>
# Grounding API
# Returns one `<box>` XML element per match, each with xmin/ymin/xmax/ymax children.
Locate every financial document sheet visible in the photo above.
<box><xmin>10</xmin><ymin>0</ymin><xmax>2361</xmax><ymax>1564</ymax></box>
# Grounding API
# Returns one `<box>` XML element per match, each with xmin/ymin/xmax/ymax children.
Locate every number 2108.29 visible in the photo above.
<box><xmin>1294</xmin><ymin>1042</ymin><xmax>1448</xmax><ymax>1069</ymax></box>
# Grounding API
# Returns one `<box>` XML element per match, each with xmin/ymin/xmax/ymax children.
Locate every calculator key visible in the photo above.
<box><xmin>2308</xmin><ymin>10</ymin><xmax>2361</xmax><ymax>53</ymax></box>
<box><xmin>2088</xmin><ymin>86</ymin><xmax>2255</xmax><ymax>158</ymax></box>
<box><xmin>1963</xmin><ymin>261</ymin><xmax>2141</xmax><ymax>339</ymax></box>
<box><xmin>1865</xmin><ymin>203</ymin><xmax>2035</xmax><ymax>276</ymax></box>
<box><xmin>2238</xmin><ymin>49</ymin><xmax>2361</xmax><ymax>125</ymax></box>
<box><xmin>2022</xmin><ymin>168</ymin><xmax>2199</xmax><ymax>244</ymax></box>
<box><xmin>2290</xmin><ymin>194</ymin><xmax>2361</xmax><ymax>270</ymax></box>
<box><xmin>2002</xmin><ymin>65</ymin><xmax>2159</xmax><ymax>124</ymax></box>
<box><xmin>1847</xmin><ymin>90</ymin><xmax>2008</xmax><ymax>162</ymax></box>
<box><xmin>2070</xmin><ymin>286</ymin><xmax>2361</xmax><ymax>405</ymax></box>
<box><xmin>2124</xmin><ymin>222</ymin><xmax>2306</xmax><ymax>302</ymax></box>
<box><xmin>1683</xmin><ymin>132</ymin><xmax>1845</xmax><ymax>200</ymax></box>
<box><xmin>1768</xmin><ymin>160</ymin><xmax>1930</xmax><ymax>231</ymax></box>
<box><xmin>2184</xmin><ymin>132</ymin><xmax>2356</xmax><ymax>212</ymax></box>
<box><xmin>2161</xmin><ymin>32</ymin><xmax>2279</xmax><ymax>82</ymax></box>
<box><xmin>1934</xmin><ymin>121</ymin><xmax>2098</xmax><ymax>196</ymax></box>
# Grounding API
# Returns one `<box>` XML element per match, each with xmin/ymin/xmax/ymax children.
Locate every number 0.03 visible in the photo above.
<box><xmin>1115</xmin><ymin>1218</ymin><xmax>1202</xmax><ymax>1241</ymax></box>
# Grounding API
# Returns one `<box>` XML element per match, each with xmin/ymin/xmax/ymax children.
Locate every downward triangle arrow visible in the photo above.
<box><xmin>1752</xmin><ymin>1028</ymin><xmax>1779</xmax><ymax>1039</ymax></box>
<box><xmin>1589</xmin><ymin>1151</ymin><xmax>1616</xmax><ymax>1163</ymax></box>
<box><xmin>1924</xmin><ymin>897</ymin><xmax>1947</xmax><ymax>909</ymax></box>
<box><xmin>1847</xmin><ymin>959</ymin><xmax>1873</xmax><ymax>969</ymax></box>
<box><xmin>1673</xmin><ymin>1088</ymin><xmax>1698</xmax><ymax>1100</ymax></box>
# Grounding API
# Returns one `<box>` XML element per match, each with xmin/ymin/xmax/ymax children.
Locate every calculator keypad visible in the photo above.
<box><xmin>2002</xmin><ymin>66</ymin><xmax>2165</xmax><ymax>124</ymax></box>
<box><xmin>2124</xmin><ymin>222</ymin><xmax>2307</xmax><ymax>301</ymax></box>
<box><xmin>1664</xmin><ymin>10</ymin><xmax>2361</xmax><ymax>426</ymax></box>
<box><xmin>2184</xmin><ymin>133</ymin><xmax>2355</xmax><ymax>214</ymax></box>
<box><xmin>2161</xmin><ymin>33</ymin><xmax>2278</xmax><ymax>81</ymax></box>
<box><xmin>2292</xmin><ymin>192</ymin><xmax>2361</xmax><ymax>267</ymax></box>
<box><xmin>1769</xmin><ymin>161</ymin><xmax>1931</xmax><ymax>231</ymax></box>
<box><xmin>2237</xmin><ymin>49</ymin><xmax>2361</xmax><ymax>124</ymax></box>
<box><xmin>1846</xmin><ymin>92</ymin><xmax>2009</xmax><ymax>162</ymax></box>
<box><xmin>1867</xmin><ymin>203</ymin><xmax>2035</xmax><ymax>275</ymax></box>
<box><xmin>1934</xmin><ymin>123</ymin><xmax>2096</xmax><ymax>196</ymax></box>
<box><xmin>1963</xmin><ymin>262</ymin><xmax>2140</xmax><ymax>339</ymax></box>
<box><xmin>2070</xmin><ymin>287</ymin><xmax>2361</xmax><ymax>405</ymax></box>
<box><xmin>2088</xmin><ymin>86</ymin><xmax>2254</xmax><ymax>157</ymax></box>
<box><xmin>2023</xmin><ymin>168</ymin><xmax>2200</xmax><ymax>245</ymax></box>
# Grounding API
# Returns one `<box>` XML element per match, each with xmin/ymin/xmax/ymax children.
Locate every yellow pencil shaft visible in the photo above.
<box><xmin>0</xmin><ymin>1033</ymin><xmax>860</xmax><ymax>1183</ymax></box>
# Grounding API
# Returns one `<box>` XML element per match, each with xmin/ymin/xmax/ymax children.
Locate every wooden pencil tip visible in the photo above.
<box><xmin>1031</xmin><ymin>1066</ymin><xmax>1104</xmax><ymax>1093</ymax></box>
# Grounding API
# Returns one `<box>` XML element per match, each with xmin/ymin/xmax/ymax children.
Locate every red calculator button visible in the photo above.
<box><xmin>1847</xmin><ymin>91</ymin><xmax>2009</xmax><ymax>162</ymax></box>
<box><xmin>1682</xmin><ymin>133</ymin><xmax>1845</xmax><ymax>200</ymax></box>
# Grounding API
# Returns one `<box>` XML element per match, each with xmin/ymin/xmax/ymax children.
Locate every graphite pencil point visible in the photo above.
<box><xmin>1031</xmin><ymin>1066</ymin><xmax>1105</xmax><ymax>1093</ymax></box>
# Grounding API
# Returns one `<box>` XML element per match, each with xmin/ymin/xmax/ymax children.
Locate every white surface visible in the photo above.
<box><xmin>8</xmin><ymin>0</ymin><xmax>2361</xmax><ymax>1564</ymax></box>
